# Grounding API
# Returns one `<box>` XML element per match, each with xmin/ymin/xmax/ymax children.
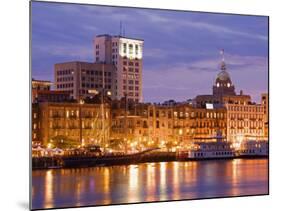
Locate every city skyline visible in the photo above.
<box><xmin>32</xmin><ymin>2</ymin><xmax>268</xmax><ymax>103</ymax></box>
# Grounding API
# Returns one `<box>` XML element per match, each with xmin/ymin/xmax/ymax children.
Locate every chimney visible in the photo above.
<box><xmin>240</xmin><ymin>90</ymin><xmax>243</xmax><ymax>95</ymax></box>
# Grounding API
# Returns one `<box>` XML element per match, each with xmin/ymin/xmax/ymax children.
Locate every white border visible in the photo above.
<box><xmin>1</xmin><ymin>0</ymin><xmax>280</xmax><ymax>211</ymax></box>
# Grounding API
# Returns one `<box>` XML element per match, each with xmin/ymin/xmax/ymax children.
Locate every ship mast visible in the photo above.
<box><xmin>124</xmin><ymin>64</ymin><xmax>128</xmax><ymax>154</ymax></box>
<box><xmin>101</xmin><ymin>62</ymin><xmax>106</xmax><ymax>152</ymax></box>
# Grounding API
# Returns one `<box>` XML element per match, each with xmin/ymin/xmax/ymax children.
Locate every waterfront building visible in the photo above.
<box><xmin>36</xmin><ymin>102</ymin><xmax>111</xmax><ymax>147</ymax></box>
<box><xmin>172</xmin><ymin>104</ymin><xmax>227</xmax><ymax>147</ymax></box>
<box><xmin>33</xmin><ymin>90</ymin><xmax>71</xmax><ymax>103</ymax></box>
<box><xmin>32</xmin><ymin>78</ymin><xmax>52</xmax><ymax>103</ymax></box>
<box><xmin>224</xmin><ymin>100</ymin><xmax>265</xmax><ymax>142</ymax></box>
<box><xmin>194</xmin><ymin>52</ymin><xmax>267</xmax><ymax>143</ymax></box>
<box><xmin>93</xmin><ymin>34</ymin><xmax>144</xmax><ymax>102</ymax></box>
<box><xmin>32</xmin><ymin>104</ymin><xmax>40</xmax><ymax>145</ymax></box>
<box><xmin>111</xmin><ymin>101</ymin><xmax>227</xmax><ymax>151</ymax></box>
<box><xmin>54</xmin><ymin>61</ymin><xmax>117</xmax><ymax>100</ymax></box>
<box><xmin>261</xmin><ymin>93</ymin><xmax>269</xmax><ymax>138</ymax></box>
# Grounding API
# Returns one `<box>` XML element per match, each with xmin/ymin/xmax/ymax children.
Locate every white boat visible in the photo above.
<box><xmin>237</xmin><ymin>140</ymin><xmax>268</xmax><ymax>157</ymax></box>
<box><xmin>188</xmin><ymin>140</ymin><xmax>235</xmax><ymax>159</ymax></box>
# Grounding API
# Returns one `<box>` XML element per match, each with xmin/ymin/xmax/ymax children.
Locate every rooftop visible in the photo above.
<box><xmin>96</xmin><ymin>34</ymin><xmax>144</xmax><ymax>41</ymax></box>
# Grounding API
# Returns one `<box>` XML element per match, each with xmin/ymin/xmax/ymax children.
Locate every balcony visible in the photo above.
<box><xmin>51</xmin><ymin>115</ymin><xmax>62</xmax><ymax>119</ymax></box>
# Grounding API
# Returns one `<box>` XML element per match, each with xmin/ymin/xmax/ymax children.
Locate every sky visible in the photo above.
<box><xmin>31</xmin><ymin>1</ymin><xmax>268</xmax><ymax>103</ymax></box>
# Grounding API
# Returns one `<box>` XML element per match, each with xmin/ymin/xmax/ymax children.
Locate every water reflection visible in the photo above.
<box><xmin>32</xmin><ymin>159</ymin><xmax>268</xmax><ymax>210</ymax></box>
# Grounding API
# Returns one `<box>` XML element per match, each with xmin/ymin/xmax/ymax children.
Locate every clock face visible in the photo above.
<box><xmin>227</xmin><ymin>83</ymin><xmax>230</xmax><ymax>87</ymax></box>
<box><xmin>217</xmin><ymin>83</ymin><xmax>220</xmax><ymax>87</ymax></box>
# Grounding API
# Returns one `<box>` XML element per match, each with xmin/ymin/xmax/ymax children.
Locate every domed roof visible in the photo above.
<box><xmin>216</xmin><ymin>70</ymin><xmax>231</xmax><ymax>81</ymax></box>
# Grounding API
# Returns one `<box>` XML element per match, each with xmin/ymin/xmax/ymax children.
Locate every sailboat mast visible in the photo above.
<box><xmin>101</xmin><ymin>62</ymin><xmax>106</xmax><ymax>151</ymax></box>
<box><xmin>124</xmin><ymin>64</ymin><xmax>128</xmax><ymax>154</ymax></box>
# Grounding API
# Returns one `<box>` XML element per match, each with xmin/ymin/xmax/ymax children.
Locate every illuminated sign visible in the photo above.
<box><xmin>206</xmin><ymin>103</ymin><xmax>214</xmax><ymax>109</ymax></box>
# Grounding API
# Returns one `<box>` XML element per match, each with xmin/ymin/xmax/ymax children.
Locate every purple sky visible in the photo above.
<box><xmin>31</xmin><ymin>2</ymin><xmax>268</xmax><ymax>103</ymax></box>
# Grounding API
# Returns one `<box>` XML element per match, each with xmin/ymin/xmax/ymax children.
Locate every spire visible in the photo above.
<box><xmin>220</xmin><ymin>49</ymin><xmax>226</xmax><ymax>70</ymax></box>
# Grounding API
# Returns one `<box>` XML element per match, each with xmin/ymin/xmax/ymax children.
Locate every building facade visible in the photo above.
<box><xmin>93</xmin><ymin>34</ymin><xmax>144</xmax><ymax>102</ymax></box>
<box><xmin>32</xmin><ymin>104</ymin><xmax>40</xmax><ymax>145</ymax></box>
<box><xmin>225</xmin><ymin>101</ymin><xmax>265</xmax><ymax>142</ymax></box>
<box><xmin>36</xmin><ymin>102</ymin><xmax>110</xmax><ymax>147</ymax></box>
<box><xmin>111</xmin><ymin>101</ymin><xmax>227</xmax><ymax>151</ymax></box>
<box><xmin>261</xmin><ymin>93</ymin><xmax>269</xmax><ymax>138</ymax></box>
<box><xmin>54</xmin><ymin>61</ymin><xmax>117</xmax><ymax>100</ymax></box>
<box><xmin>32</xmin><ymin>79</ymin><xmax>52</xmax><ymax>103</ymax></box>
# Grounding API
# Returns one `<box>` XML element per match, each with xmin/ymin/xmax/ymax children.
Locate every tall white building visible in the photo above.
<box><xmin>93</xmin><ymin>34</ymin><xmax>144</xmax><ymax>102</ymax></box>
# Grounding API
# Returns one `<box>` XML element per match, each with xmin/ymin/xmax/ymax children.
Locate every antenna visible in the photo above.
<box><xmin>119</xmin><ymin>21</ymin><xmax>122</xmax><ymax>36</ymax></box>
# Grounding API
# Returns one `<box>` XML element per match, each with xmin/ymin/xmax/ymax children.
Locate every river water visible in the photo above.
<box><xmin>32</xmin><ymin>158</ymin><xmax>268</xmax><ymax>209</ymax></box>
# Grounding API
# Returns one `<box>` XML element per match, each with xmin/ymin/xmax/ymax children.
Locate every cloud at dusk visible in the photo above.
<box><xmin>31</xmin><ymin>2</ymin><xmax>268</xmax><ymax>103</ymax></box>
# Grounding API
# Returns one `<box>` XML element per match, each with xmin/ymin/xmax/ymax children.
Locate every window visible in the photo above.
<box><xmin>135</xmin><ymin>44</ymin><xmax>139</xmax><ymax>55</ymax></box>
<box><xmin>156</xmin><ymin>121</ymin><xmax>160</xmax><ymax>128</ymax></box>
<box><xmin>123</xmin><ymin>43</ymin><xmax>127</xmax><ymax>53</ymax></box>
<box><xmin>129</xmin><ymin>44</ymin><xmax>133</xmax><ymax>54</ymax></box>
<box><xmin>156</xmin><ymin>111</ymin><xmax>159</xmax><ymax>118</ymax></box>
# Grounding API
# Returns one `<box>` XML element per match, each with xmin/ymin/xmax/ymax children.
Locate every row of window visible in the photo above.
<box><xmin>82</xmin><ymin>83</ymin><xmax>111</xmax><ymax>89</ymax></box>
<box><xmin>173</xmin><ymin>111</ymin><xmax>225</xmax><ymax>119</ymax></box>
<box><xmin>123</xmin><ymin>80</ymin><xmax>139</xmax><ymax>85</ymax></box>
<box><xmin>82</xmin><ymin>70</ymin><xmax>112</xmax><ymax>76</ymax></box>
<box><xmin>228</xmin><ymin>105</ymin><xmax>264</xmax><ymax>112</ymax></box>
<box><xmin>57</xmin><ymin>83</ymin><xmax>73</xmax><ymax>88</ymax></box>
<box><xmin>81</xmin><ymin>77</ymin><xmax>112</xmax><ymax>83</ymax></box>
<box><xmin>228</xmin><ymin>114</ymin><xmax>264</xmax><ymax>119</ymax></box>
<box><xmin>122</xmin><ymin>43</ymin><xmax>140</xmax><ymax>55</ymax></box>
<box><xmin>123</xmin><ymin>67</ymin><xmax>139</xmax><ymax>73</ymax></box>
<box><xmin>123</xmin><ymin>86</ymin><xmax>139</xmax><ymax>91</ymax></box>
<box><xmin>229</xmin><ymin>121</ymin><xmax>264</xmax><ymax>128</ymax></box>
<box><xmin>123</xmin><ymin>61</ymin><xmax>139</xmax><ymax>66</ymax></box>
<box><xmin>124</xmin><ymin>92</ymin><xmax>139</xmax><ymax>97</ymax></box>
<box><xmin>229</xmin><ymin>129</ymin><xmax>264</xmax><ymax>134</ymax></box>
<box><xmin>49</xmin><ymin>110</ymin><xmax>109</xmax><ymax>118</ymax></box>
<box><xmin>57</xmin><ymin>69</ymin><xmax>73</xmax><ymax>75</ymax></box>
<box><xmin>122</xmin><ymin>74</ymin><xmax>140</xmax><ymax>80</ymax></box>
<box><xmin>57</xmin><ymin>76</ymin><xmax>73</xmax><ymax>82</ymax></box>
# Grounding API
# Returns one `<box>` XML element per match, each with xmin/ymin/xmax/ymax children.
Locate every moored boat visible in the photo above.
<box><xmin>237</xmin><ymin>140</ymin><xmax>268</xmax><ymax>157</ymax></box>
<box><xmin>187</xmin><ymin>141</ymin><xmax>235</xmax><ymax>159</ymax></box>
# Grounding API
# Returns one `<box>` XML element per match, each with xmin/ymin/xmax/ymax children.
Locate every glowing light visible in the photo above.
<box><xmin>47</xmin><ymin>143</ymin><xmax>52</xmax><ymax>149</ymax></box>
<box><xmin>179</xmin><ymin>129</ymin><xmax>183</xmax><ymax>135</ymax></box>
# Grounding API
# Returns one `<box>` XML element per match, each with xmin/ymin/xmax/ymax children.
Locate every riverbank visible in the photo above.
<box><xmin>32</xmin><ymin>152</ymin><xmax>268</xmax><ymax>170</ymax></box>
